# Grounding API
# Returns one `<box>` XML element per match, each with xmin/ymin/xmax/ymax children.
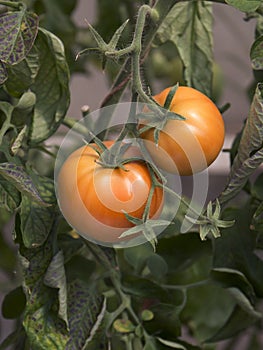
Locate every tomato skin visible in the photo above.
<box><xmin>141</xmin><ymin>86</ymin><xmax>225</xmax><ymax>176</ymax></box>
<box><xmin>57</xmin><ymin>141</ymin><xmax>163</xmax><ymax>243</ymax></box>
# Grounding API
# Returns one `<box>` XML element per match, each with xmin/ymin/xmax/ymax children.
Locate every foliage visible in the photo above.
<box><xmin>0</xmin><ymin>0</ymin><xmax>263</xmax><ymax>349</ymax></box>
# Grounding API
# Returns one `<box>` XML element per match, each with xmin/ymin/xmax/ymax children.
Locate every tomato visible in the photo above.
<box><xmin>140</xmin><ymin>86</ymin><xmax>225</xmax><ymax>176</ymax></box>
<box><xmin>56</xmin><ymin>141</ymin><xmax>163</xmax><ymax>244</ymax></box>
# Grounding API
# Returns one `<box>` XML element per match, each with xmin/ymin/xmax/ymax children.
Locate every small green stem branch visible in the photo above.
<box><xmin>62</xmin><ymin>117</ymin><xmax>90</xmax><ymax>137</ymax></box>
<box><xmin>85</xmin><ymin>243</ymin><xmax>150</xmax><ymax>342</ymax></box>
<box><xmin>109</xmin><ymin>269</ymin><xmax>140</xmax><ymax>325</ymax></box>
<box><xmin>162</xmin><ymin>279</ymin><xmax>210</xmax><ymax>291</ymax></box>
<box><xmin>0</xmin><ymin>0</ymin><xmax>24</xmax><ymax>9</ymax></box>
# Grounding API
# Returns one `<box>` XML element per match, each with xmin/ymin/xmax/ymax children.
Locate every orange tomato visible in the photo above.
<box><xmin>56</xmin><ymin>141</ymin><xmax>163</xmax><ymax>244</ymax></box>
<box><xmin>140</xmin><ymin>86</ymin><xmax>225</xmax><ymax>175</ymax></box>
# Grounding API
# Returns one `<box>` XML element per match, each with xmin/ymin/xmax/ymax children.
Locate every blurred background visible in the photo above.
<box><xmin>0</xmin><ymin>0</ymin><xmax>258</xmax><ymax>348</ymax></box>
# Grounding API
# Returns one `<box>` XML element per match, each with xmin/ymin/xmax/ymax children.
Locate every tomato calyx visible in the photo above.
<box><xmin>138</xmin><ymin>84</ymin><xmax>186</xmax><ymax>145</ymax></box>
<box><xmin>84</xmin><ymin>138</ymin><xmax>145</xmax><ymax>172</ymax></box>
<box><xmin>76</xmin><ymin>19</ymin><xmax>130</xmax><ymax>70</ymax></box>
<box><xmin>120</xmin><ymin>216</ymin><xmax>171</xmax><ymax>250</ymax></box>
<box><xmin>95</xmin><ymin>142</ymin><xmax>132</xmax><ymax>170</ymax></box>
<box><xmin>185</xmin><ymin>199</ymin><xmax>235</xmax><ymax>241</ymax></box>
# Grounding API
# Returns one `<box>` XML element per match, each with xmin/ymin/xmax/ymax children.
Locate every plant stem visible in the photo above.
<box><xmin>100</xmin><ymin>0</ymin><xmax>178</xmax><ymax>108</ymax></box>
<box><xmin>160</xmin><ymin>182</ymin><xmax>207</xmax><ymax>221</ymax></box>
<box><xmin>0</xmin><ymin>0</ymin><xmax>23</xmax><ymax>9</ymax></box>
<box><xmin>62</xmin><ymin>117</ymin><xmax>91</xmax><ymax>138</ymax></box>
<box><xmin>162</xmin><ymin>279</ymin><xmax>210</xmax><ymax>291</ymax></box>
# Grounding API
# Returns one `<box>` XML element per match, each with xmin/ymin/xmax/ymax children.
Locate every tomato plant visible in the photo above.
<box><xmin>0</xmin><ymin>1</ymin><xmax>263</xmax><ymax>350</ymax></box>
<box><xmin>141</xmin><ymin>86</ymin><xmax>225</xmax><ymax>175</ymax></box>
<box><xmin>56</xmin><ymin>141</ymin><xmax>163</xmax><ymax>244</ymax></box>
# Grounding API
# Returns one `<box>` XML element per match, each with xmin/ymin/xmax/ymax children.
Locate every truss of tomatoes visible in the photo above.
<box><xmin>56</xmin><ymin>86</ymin><xmax>225</xmax><ymax>245</ymax></box>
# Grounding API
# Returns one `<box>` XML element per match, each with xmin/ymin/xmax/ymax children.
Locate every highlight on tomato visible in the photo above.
<box><xmin>56</xmin><ymin>140</ymin><xmax>163</xmax><ymax>246</ymax></box>
<box><xmin>140</xmin><ymin>86</ymin><xmax>225</xmax><ymax>176</ymax></box>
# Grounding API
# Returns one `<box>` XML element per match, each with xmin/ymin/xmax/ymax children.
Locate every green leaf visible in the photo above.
<box><xmin>20</xmin><ymin>197</ymin><xmax>54</xmax><ymax>248</ymax></box>
<box><xmin>181</xmin><ymin>283</ymin><xmax>235</xmax><ymax>342</ymax></box>
<box><xmin>2</xmin><ymin>286</ymin><xmax>26</xmax><ymax>319</ymax></box>
<box><xmin>122</xmin><ymin>275</ymin><xmax>170</xmax><ymax>302</ymax></box>
<box><xmin>20</xmin><ymin>234</ymin><xmax>69</xmax><ymax>350</ymax></box>
<box><xmin>20</xmin><ymin>175</ymin><xmax>56</xmax><ymax>248</ymax></box>
<box><xmin>28</xmin><ymin>170</ymin><xmax>56</xmax><ymax>205</ymax></box>
<box><xmin>113</xmin><ymin>319</ymin><xmax>135</xmax><ymax>333</ymax></box>
<box><xmin>210</xmin><ymin>268</ymin><xmax>256</xmax><ymax>306</ymax></box>
<box><xmin>65</xmin><ymin>279</ymin><xmax>107</xmax><ymax>350</ymax></box>
<box><xmin>5</xmin><ymin>46</ymin><xmax>39</xmax><ymax>97</ymax></box>
<box><xmin>5</xmin><ymin>27</ymin><xmax>70</xmax><ymax>143</ymax></box>
<box><xmin>143</xmin><ymin>337</ymin><xmax>157</xmax><ymax>350</ymax></box>
<box><xmin>225</xmin><ymin>0</ymin><xmax>261</xmax><ymax>12</ymax></box>
<box><xmin>0</xmin><ymin>175</ymin><xmax>20</xmax><ymax>211</ymax></box>
<box><xmin>141</xmin><ymin>309</ymin><xmax>154</xmax><ymax>321</ymax></box>
<box><xmin>251</xmin><ymin>35</ymin><xmax>263</xmax><ymax>70</ymax></box>
<box><xmin>156</xmin><ymin>233</ymin><xmax>212</xmax><ymax>275</ymax></box>
<box><xmin>147</xmin><ymin>302</ymin><xmax>183</xmax><ymax>339</ymax></box>
<box><xmin>18</xmin><ymin>232</ymin><xmax>53</xmax><ymax>288</ymax></box>
<box><xmin>0</xmin><ymin>61</ymin><xmax>7</xmax><ymax>84</ymax></box>
<box><xmin>206</xmin><ymin>300</ymin><xmax>261</xmax><ymax>343</ymax></box>
<box><xmin>0</xmin><ymin>10</ymin><xmax>38</xmax><ymax>65</ymax></box>
<box><xmin>57</xmin><ymin>233</ymin><xmax>85</xmax><ymax>264</ymax></box>
<box><xmin>11</xmin><ymin>91</ymin><xmax>36</xmax><ymax>127</ymax></box>
<box><xmin>219</xmin><ymin>83</ymin><xmax>263</xmax><ymax>204</ymax></box>
<box><xmin>0</xmin><ymin>229</ymin><xmax>17</xmax><ymax>274</ymax></box>
<box><xmin>0</xmin><ymin>163</ymin><xmax>49</xmax><ymax>207</ymax></box>
<box><xmin>157</xmin><ymin>1</ymin><xmax>213</xmax><ymax>97</ymax></box>
<box><xmin>123</xmin><ymin>242</ymin><xmax>154</xmax><ymax>272</ymax></box>
<box><xmin>251</xmin><ymin>172</ymin><xmax>263</xmax><ymax>200</ymax></box>
<box><xmin>213</xmin><ymin>205</ymin><xmax>263</xmax><ymax>297</ymax></box>
<box><xmin>238</xmin><ymin>83</ymin><xmax>263</xmax><ymax>161</ymax></box>
<box><xmin>44</xmin><ymin>251</ymin><xmax>68</xmax><ymax>327</ymax></box>
<box><xmin>29</xmin><ymin>28</ymin><xmax>70</xmax><ymax>143</ymax></box>
<box><xmin>86</xmin><ymin>241</ymin><xmax>117</xmax><ymax>269</ymax></box>
<box><xmin>146</xmin><ymin>254</ymin><xmax>168</xmax><ymax>280</ymax></box>
<box><xmin>65</xmin><ymin>254</ymin><xmax>96</xmax><ymax>283</ymax></box>
<box><xmin>24</xmin><ymin>304</ymin><xmax>68</xmax><ymax>350</ymax></box>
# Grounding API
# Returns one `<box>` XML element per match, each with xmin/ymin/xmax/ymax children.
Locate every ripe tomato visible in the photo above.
<box><xmin>56</xmin><ymin>141</ymin><xmax>163</xmax><ymax>244</ymax></box>
<box><xmin>140</xmin><ymin>86</ymin><xmax>225</xmax><ymax>176</ymax></box>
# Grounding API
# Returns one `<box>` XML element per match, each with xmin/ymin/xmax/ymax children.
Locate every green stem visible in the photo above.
<box><xmin>0</xmin><ymin>114</ymin><xmax>13</xmax><ymax>146</ymax></box>
<box><xmin>100</xmin><ymin>0</ymin><xmax>176</xmax><ymax>108</ymax></box>
<box><xmin>160</xmin><ymin>182</ymin><xmax>207</xmax><ymax>221</ymax></box>
<box><xmin>107</xmin><ymin>301</ymin><xmax>127</xmax><ymax>330</ymax></box>
<box><xmin>109</xmin><ymin>269</ymin><xmax>141</xmax><ymax>324</ymax></box>
<box><xmin>86</xmin><ymin>245</ymin><xmax>145</xmax><ymax>338</ymax></box>
<box><xmin>162</xmin><ymin>279</ymin><xmax>210</xmax><ymax>291</ymax></box>
<box><xmin>62</xmin><ymin>117</ymin><xmax>91</xmax><ymax>138</ymax></box>
<box><xmin>0</xmin><ymin>0</ymin><xmax>23</xmax><ymax>9</ymax></box>
<box><xmin>123</xmin><ymin>335</ymin><xmax>134</xmax><ymax>350</ymax></box>
<box><xmin>143</xmin><ymin>177</ymin><xmax>156</xmax><ymax>222</ymax></box>
<box><xmin>130</xmin><ymin>5</ymin><xmax>155</xmax><ymax>104</ymax></box>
